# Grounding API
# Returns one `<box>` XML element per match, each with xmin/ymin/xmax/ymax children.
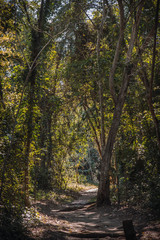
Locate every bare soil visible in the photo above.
<box><xmin>27</xmin><ymin>188</ymin><xmax>160</xmax><ymax>240</ymax></box>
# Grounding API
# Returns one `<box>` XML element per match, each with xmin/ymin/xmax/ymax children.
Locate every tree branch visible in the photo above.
<box><xmin>109</xmin><ymin>0</ymin><xmax>125</xmax><ymax>105</ymax></box>
<box><xmin>18</xmin><ymin>0</ymin><xmax>31</xmax><ymax>24</ymax></box>
<box><xmin>83</xmin><ymin>102</ymin><xmax>102</xmax><ymax>158</ymax></box>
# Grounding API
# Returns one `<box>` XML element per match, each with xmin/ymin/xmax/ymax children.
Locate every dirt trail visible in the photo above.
<box><xmin>57</xmin><ymin>189</ymin><xmax>124</xmax><ymax>238</ymax></box>
<box><xmin>28</xmin><ymin>188</ymin><xmax>160</xmax><ymax>240</ymax></box>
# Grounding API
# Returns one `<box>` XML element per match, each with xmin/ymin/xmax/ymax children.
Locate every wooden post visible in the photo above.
<box><xmin>123</xmin><ymin>220</ymin><xmax>137</xmax><ymax>240</ymax></box>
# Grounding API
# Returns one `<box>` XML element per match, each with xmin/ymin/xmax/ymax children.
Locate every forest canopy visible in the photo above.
<box><xmin>0</xmin><ymin>0</ymin><xmax>160</xmax><ymax>233</ymax></box>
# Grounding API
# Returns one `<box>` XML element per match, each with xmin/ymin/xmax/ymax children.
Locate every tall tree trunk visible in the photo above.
<box><xmin>24</xmin><ymin>82</ymin><xmax>35</xmax><ymax>206</ymax></box>
<box><xmin>97</xmin><ymin>0</ymin><xmax>125</xmax><ymax>206</ymax></box>
<box><xmin>138</xmin><ymin>0</ymin><xmax>160</xmax><ymax>169</ymax></box>
<box><xmin>23</xmin><ymin>0</ymin><xmax>45</xmax><ymax>206</ymax></box>
<box><xmin>97</xmin><ymin>2</ymin><xmax>143</xmax><ymax>206</ymax></box>
<box><xmin>148</xmin><ymin>0</ymin><xmax>160</xmax><ymax>154</ymax></box>
<box><xmin>96</xmin><ymin>0</ymin><xmax>107</xmax><ymax>152</ymax></box>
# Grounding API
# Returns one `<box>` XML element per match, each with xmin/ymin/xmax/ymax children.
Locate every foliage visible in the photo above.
<box><xmin>0</xmin><ymin>2</ymin><xmax>160</xmax><ymax>237</ymax></box>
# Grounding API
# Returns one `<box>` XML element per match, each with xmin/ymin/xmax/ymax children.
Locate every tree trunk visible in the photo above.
<box><xmin>47</xmin><ymin>115</ymin><xmax>53</xmax><ymax>169</ymax></box>
<box><xmin>115</xmin><ymin>147</ymin><xmax>120</xmax><ymax>205</ymax></box>
<box><xmin>97</xmin><ymin>1</ymin><xmax>143</xmax><ymax>206</ymax></box>
<box><xmin>0</xmin><ymin>78</ymin><xmax>5</xmax><ymax>109</ymax></box>
<box><xmin>24</xmin><ymin>82</ymin><xmax>35</xmax><ymax>207</ymax></box>
<box><xmin>23</xmin><ymin>0</ymin><xmax>45</xmax><ymax>205</ymax></box>
<box><xmin>97</xmin><ymin>77</ymin><xmax>129</xmax><ymax>206</ymax></box>
<box><xmin>138</xmin><ymin>0</ymin><xmax>160</xmax><ymax>166</ymax></box>
<box><xmin>148</xmin><ymin>0</ymin><xmax>160</xmax><ymax>154</ymax></box>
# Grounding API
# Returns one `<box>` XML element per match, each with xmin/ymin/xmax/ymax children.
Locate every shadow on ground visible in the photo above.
<box><xmin>28</xmin><ymin>189</ymin><xmax>160</xmax><ymax>240</ymax></box>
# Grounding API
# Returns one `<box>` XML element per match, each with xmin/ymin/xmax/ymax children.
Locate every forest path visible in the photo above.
<box><xmin>29</xmin><ymin>188</ymin><xmax>160</xmax><ymax>240</ymax></box>
<box><xmin>56</xmin><ymin>188</ymin><xmax>124</xmax><ymax>239</ymax></box>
